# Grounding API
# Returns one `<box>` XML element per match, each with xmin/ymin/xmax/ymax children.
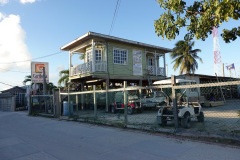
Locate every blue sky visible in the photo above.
<box><xmin>0</xmin><ymin>0</ymin><xmax>239</xmax><ymax>91</ymax></box>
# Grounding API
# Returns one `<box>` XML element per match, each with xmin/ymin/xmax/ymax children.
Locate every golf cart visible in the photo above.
<box><xmin>154</xmin><ymin>79</ymin><xmax>205</xmax><ymax>128</ymax></box>
<box><xmin>110</xmin><ymin>90</ymin><xmax>142</xmax><ymax>115</ymax></box>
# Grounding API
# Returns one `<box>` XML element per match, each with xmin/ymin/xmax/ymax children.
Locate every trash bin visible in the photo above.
<box><xmin>63</xmin><ymin>101</ymin><xmax>73</xmax><ymax>116</ymax></box>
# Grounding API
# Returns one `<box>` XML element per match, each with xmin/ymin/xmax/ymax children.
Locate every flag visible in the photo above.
<box><xmin>226</xmin><ymin>63</ymin><xmax>235</xmax><ymax>70</ymax></box>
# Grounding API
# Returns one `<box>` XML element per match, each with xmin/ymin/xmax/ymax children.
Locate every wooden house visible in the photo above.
<box><xmin>60</xmin><ymin>32</ymin><xmax>172</xmax><ymax>90</ymax></box>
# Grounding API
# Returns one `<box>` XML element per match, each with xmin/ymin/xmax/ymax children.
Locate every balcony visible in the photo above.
<box><xmin>146</xmin><ymin>66</ymin><xmax>165</xmax><ymax>76</ymax></box>
<box><xmin>70</xmin><ymin>61</ymin><xmax>107</xmax><ymax>76</ymax></box>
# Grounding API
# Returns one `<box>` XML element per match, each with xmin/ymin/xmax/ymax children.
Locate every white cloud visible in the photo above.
<box><xmin>56</xmin><ymin>65</ymin><xmax>65</xmax><ymax>72</ymax></box>
<box><xmin>20</xmin><ymin>0</ymin><xmax>36</xmax><ymax>4</ymax></box>
<box><xmin>0</xmin><ymin>13</ymin><xmax>5</xmax><ymax>20</ymax></box>
<box><xmin>0</xmin><ymin>0</ymin><xmax>9</xmax><ymax>6</ymax></box>
<box><xmin>0</xmin><ymin>13</ymin><xmax>32</xmax><ymax>72</ymax></box>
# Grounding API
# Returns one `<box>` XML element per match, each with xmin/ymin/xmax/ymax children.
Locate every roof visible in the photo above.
<box><xmin>153</xmin><ymin>78</ymin><xmax>196</xmax><ymax>85</ymax></box>
<box><xmin>60</xmin><ymin>31</ymin><xmax>172</xmax><ymax>52</ymax></box>
<box><xmin>1</xmin><ymin>86</ymin><xmax>26</xmax><ymax>94</ymax></box>
<box><xmin>178</xmin><ymin>73</ymin><xmax>238</xmax><ymax>80</ymax></box>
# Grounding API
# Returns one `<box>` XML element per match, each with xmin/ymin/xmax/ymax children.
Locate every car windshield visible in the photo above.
<box><xmin>156</xmin><ymin>92</ymin><xmax>164</xmax><ymax>97</ymax></box>
<box><xmin>147</xmin><ymin>92</ymin><xmax>154</xmax><ymax>98</ymax></box>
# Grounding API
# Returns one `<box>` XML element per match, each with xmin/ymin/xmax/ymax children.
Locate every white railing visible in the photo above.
<box><xmin>70</xmin><ymin>61</ymin><xmax>107</xmax><ymax>76</ymax></box>
<box><xmin>157</xmin><ymin>67</ymin><xmax>165</xmax><ymax>76</ymax></box>
<box><xmin>95</xmin><ymin>61</ymin><xmax>107</xmax><ymax>72</ymax></box>
<box><xmin>146</xmin><ymin>66</ymin><xmax>165</xmax><ymax>76</ymax></box>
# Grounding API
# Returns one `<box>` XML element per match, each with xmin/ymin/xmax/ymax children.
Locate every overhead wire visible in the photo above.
<box><xmin>109</xmin><ymin>0</ymin><xmax>121</xmax><ymax>35</ymax></box>
<box><xmin>0</xmin><ymin>68</ymin><xmax>30</xmax><ymax>73</ymax></box>
<box><xmin>0</xmin><ymin>81</ymin><xmax>15</xmax><ymax>87</ymax></box>
<box><xmin>0</xmin><ymin>51</ymin><xmax>63</xmax><ymax>64</ymax></box>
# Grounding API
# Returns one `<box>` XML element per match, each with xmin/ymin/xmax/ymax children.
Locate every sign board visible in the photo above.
<box><xmin>31</xmin><ymin>62</ymin><xmax>49</xmax><ymax>83</ymax></box>
<box><xmin>133</xmin><ymin>50</ymin><xmax>142</xmax><ymax>75</ymax></box>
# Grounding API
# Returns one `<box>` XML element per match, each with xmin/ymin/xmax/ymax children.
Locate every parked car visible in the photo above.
<box><xmin>141</xmin><ymin>91</ymin><xmax>166</xmax><ymax>109</ymax></box>
<box><xmin>110</xmin><ymin>91</ymin><xmax>142</xmax><ymax>115</ymax></box>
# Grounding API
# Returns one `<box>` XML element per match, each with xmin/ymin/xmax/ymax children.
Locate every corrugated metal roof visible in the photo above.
<box><xmin>60</xmin><ymin>31</ymin><xmax>172</xmax><ymax>52</ymax></box>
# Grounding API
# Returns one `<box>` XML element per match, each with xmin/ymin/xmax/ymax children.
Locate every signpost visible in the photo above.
<box><xmin>31</xmin><ymin>62</ymin><xmax>49</xmax><ymax>113</ymax></box>
<box><xmin>31</xmin><ymin>62</ymin><xmax>49</xmax><ymax>83</ymax></box>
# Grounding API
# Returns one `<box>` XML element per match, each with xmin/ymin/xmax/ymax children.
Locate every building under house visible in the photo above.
<box><xmin>60</xmin><ymin>31</ymin><xmax>172</xmax><ymax>90</ymax></box>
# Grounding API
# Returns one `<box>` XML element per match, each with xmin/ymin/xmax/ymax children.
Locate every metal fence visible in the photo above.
<box><xmin>43</xmin><ymin>78</ymin><xmax>240</xmax><ymax>139</ymax></box>
<box><xmin>30</xmin><ymin>95</ymin><xmax>54</xmax><ymax>116</ymax></box>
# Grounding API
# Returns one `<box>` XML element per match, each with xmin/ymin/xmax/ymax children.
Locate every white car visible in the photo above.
<box><xmin>141</xmin><ymin>91</ymin><xmax>166</xmax><ymax>108</ymax></box>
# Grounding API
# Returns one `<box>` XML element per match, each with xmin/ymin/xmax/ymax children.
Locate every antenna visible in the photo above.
<box><xmin>213</xmin><ymin>26</ymin><xmax>223</xmax><ymax>76</ymax></box>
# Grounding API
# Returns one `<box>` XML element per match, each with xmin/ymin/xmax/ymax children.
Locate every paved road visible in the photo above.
<box><xmin>0</xmin><ymin>111</ymin><xmax>239</xmax><ymax>160</ymax></box>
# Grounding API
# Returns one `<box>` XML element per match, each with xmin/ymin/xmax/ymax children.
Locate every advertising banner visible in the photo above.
<box><xmin>133</xmin><ymin>50</ymin><xmax>142</xmax><ymax>75</ymax></box>
<box><xmin>31</xmin><ymin>62</ymin><xmax>49</xmax><ymax>83</ymax></box>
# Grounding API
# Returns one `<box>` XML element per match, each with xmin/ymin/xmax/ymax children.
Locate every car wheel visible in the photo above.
<box><xmin>181</xmin><ymin>113</ymin><xmax>191</xmax><ymax>129</ymax></box>
<box><xmin>138</xmin><ymin>107</ymin><xmax>143</xmax><ymax>113</ymax></box>
<box><xmin>111</xmin><ymin>105</ymin><xmax>116</xmax><ymax>114</ymax></box>
<box><xmin>161</xmin><ymin>117</ymin><xmax>167</xmax><ymax>127</ymax></box>
<box><xmin>197</xmin><ymin>111</ymin><xmax>204</xmax><ymax>122</ymax></box>
<box><xmin>127</xmin><ymin>105</ymin><xmax>134</xmax><ymax>115</ymax></box>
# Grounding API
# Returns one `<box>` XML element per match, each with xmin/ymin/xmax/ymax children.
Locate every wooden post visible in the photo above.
<box><xmin>28</xmin><ymin>94</ymin><xmax>32</xmax><ymax>115</ymax></box>
<box><xmin>68</xmin><ymin>87</ymin><xmax>71</xmax><ymax>118</ymax></box>
<box><xmin>52</xmin><ymin>89</ymin><xmax>56</xmax><ymax>117</ymax></box>
<box><xmin>81</xmin><ymin>83</ymin><xmax>84</xmax><ymax>110</ymax></box>
<box><xmin>105</xmin><ymin>79</ymin><xmax>109</xmax><ymax>112</ymax></box>
<box><xmin>93</xmin><ymin>85</ymin><xmax>97</xmax><ymax>119</ymax></box>
<box><xmin>54</xmin><ymin>88</ymin><xmax>61</xmax><ymax>117</ymax></box>
<box><xmin>171</xmin><ymin>76</ymin><xmax>178</xmax><ymax>129</ymax></box>
<box><xmin>124</xmin><ymin>81</ymin><xmax>128</xmax><ymax>125</ymax></box>
<box><xmin>139</xmin><ymin>79</ymin><xmax>142</xmax><ymax>98</ymax></box>
<box><xmin>76</xmin><ymin>94</ymin><xmax>79</xmax><ymax>114</ymax></box>
<box><xmin>59</xmin><ymin>88</ymin><xmax>62</xmax><ymax>116</ymax></box>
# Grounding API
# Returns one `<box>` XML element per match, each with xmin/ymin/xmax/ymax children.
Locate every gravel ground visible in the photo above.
<box><xmin>73</xmin><ymin>99</ymin><xmax>240</xmax><ymax>136</ymax></box>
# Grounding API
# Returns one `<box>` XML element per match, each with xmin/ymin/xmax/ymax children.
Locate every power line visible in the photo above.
<box><xmin>0</xmin><ymin>68</ymin><xmax>30</xmax><ymax>73</ymax></box>
<box><xmin>109</xmin><ymin>0</ymin><xmax>121</xmax><ymax>35</ymax></box>
<box><xmin>0</xmin><ymin>81</ymin><xmax>15</xmax><ymax>87</ymax></box>
<box><xmin>0</xmin><ymin>51</ymin><xmax>63</xmax><ymax>64</ymax></box>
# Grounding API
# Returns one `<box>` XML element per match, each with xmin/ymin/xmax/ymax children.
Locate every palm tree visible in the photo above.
<box><xmin>58</xmin><ymin>69</ymin><xmax>69</xmax><ymax>89</ymax></box>
<box><xmin>171</xmin><ymin>38</ymin><xmax>203</xmax><ymax>75</ymax></box>
<box><xmin>47</xmin><ymin>82</ymin><xmax>57</xmax><ymax>92</ymax></box>
<box><xmin>23</xmin><ymin>75</ymin><xmax>32</xmax><ymax>85</ymax></box>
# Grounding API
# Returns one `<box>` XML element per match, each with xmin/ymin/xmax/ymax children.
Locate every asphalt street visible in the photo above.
<box><xmin>0</xmin><ymin>111</ymin><xmax>239</xmax><ymax>160</ymax></box>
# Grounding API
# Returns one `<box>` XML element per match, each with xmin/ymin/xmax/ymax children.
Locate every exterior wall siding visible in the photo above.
<box><xmin>107</xmin><ymin>42</ymin><xmax>145</xmax><ymax>78</ymax></box>
<box><xmin>70</xmin><ymin>40</ymin><xmax>165</xmax><ymax>79</ymax></box>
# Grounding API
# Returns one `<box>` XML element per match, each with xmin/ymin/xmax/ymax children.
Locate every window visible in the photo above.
<box><xmin>86</xmin><ymin>50</ymin><xmax>92</xmax><ymax>62</ymax></box>
<box><xmin>148</xmin><ymin>57</ymin><xmax>154</xmax><ymax>66</ymax></box>
<box><xmin>113</xmin><ymin>48</ymin><xmax>127</xmax><ymax>64</ymax></box>
<box><xmin>95</xmin><ymin>49</ymin><xmax>102</xmax><ymax>61</ymax></box>
<box><xmin>86</xmin><ymin>49</ymin><xmax>102</xmax><ymax>62</ymax></box>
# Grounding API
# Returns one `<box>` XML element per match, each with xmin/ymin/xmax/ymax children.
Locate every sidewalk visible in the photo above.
<box><xmin>0</xmin><ymin>111</ymin><xmax>239</xmax><ymax>160</ymax></box>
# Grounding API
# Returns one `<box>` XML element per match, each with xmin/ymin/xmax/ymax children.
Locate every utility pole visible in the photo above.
<box><xmin>43</xmin><ymin>67</ymin><xmax>47</xmax><ymax>95</ymax></box>
<box><xmin>43</xmin><ymin>67</ymin><xmax>47</xmax><ymax>113</ymax></box>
